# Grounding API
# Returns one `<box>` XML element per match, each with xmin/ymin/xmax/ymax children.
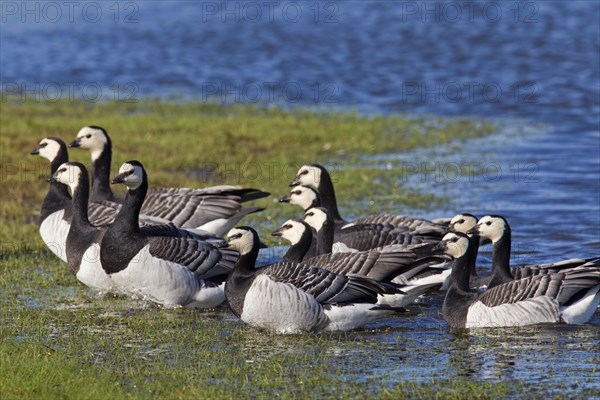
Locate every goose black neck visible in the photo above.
<box><xmin>468</xmin><ymin>235</ymin><xmax>480</xmax><ymax>277</ymax></box>
<box><xmin>282</xmin><ymin>227</ymin><xmax>312</xmax><ymax>263</ymax></box>
<box><xmin>113</xmin><ymin>177</ymin><xmax>148</xmax><ymax>234</ymax></box>
<box><xmin>41</xmin><ymin>150</ymin><xmax>71</xmax><ymax>222</ymax></box>
<box><xmin>70</xmin><ymin>173</ymin><xmax>92</xmax><ymax>227</ymax></box>
<box><xmin>315</xmin><ymin>217</ymin><xmax>334</xmax><ymax>255</ymax></box>
<box><xmin>317</xmin><ymin>168</ymin><xmax>344</xmax><ymax>222</ymax></box>
<box><xmin>448</xmin><ymin>244</ymin><xmax>476</xmax><ymax>293</ymax></box>
<box><xmin>237</xmin><ymin>244</ymin><xmax>260</xmax><ymax>272</ymax></box>
<box><xmin>488</xmin><ymin>227</ymin><xmax>513</xmax><ymax>288</ymax></box>
<box><xmin>91</xmin><ymin>142</ymin><xmax>116</xmax><ymax>202</ymax></box>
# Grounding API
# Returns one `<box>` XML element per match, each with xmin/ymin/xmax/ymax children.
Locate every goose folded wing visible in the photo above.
<box><xmin>150</xmin><ymin>185</ymin><xmax>269</xmax><ymax>201</ymax></box>
<box><xmin>147</xmin><ymin>236</ymin><xmax>237</xmax><ymax>279</ymax></box>
<box><xmin>305</xmin><ymin>249</ymin><xmax>427</xmax><ymax>282</ymax></box>
<box><xmin>477</xmin><ymin>273</ymin><xmax>565</xmax><ymax>307</ymax></box>
<box><xmin>261</xmin><ymin>261</ymin><xmax>385</xmax><ymax>304</ymax></box>
<box><xmin>338</xmin><ymin>228</ymin><xmax>427</xmax><ymax>250</ymax></box>
<box><xmin>141</xmin><ymin>193</ymin><xmax>244</xmax><ymax>227</ymax></box>
<box><xmin>353</xmin><ymin>214</ymin><xmax>449</xmax><ymax>236</ymax></box>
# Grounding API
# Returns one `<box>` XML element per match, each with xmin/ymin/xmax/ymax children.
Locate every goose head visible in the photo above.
<box><xmin>222</xmin><ymin>227</ymin><xmax>259</xmax><ymax>255</ymax></box>
<box><xmin>449</xmin><ymin>213</ymin><xmax>478</xmax><ymax>236</ymax></box>
<box><xmin>47</xmin><ymin>162</ymin><xmax>86</xmax><ymax>191</ymax></box>
<box><xmin>278</xmin><ymin>185</ymin><xmax>319</xmax><ymax>210</ymax></box>
<box><xmin>111</xmin><ymin>160</ymin><xmax>145</xmax><ymax>190</ymax></box>
<box><xmin>289</xmin><ymin>164</ymin><xmax>324</xmax><ymax>188</ymax></box>
<box><xmin>434</xmin><ymin>232</ymin><xmax>470</xmax><ymax>259</ymax></box>
<box><xmin>31</xmin><ymin>137</ymin><xmax>65</xmax><ymax>162</ymax></box>
<box><xmin>69</xmin><ymin>126</ymin><xmax>110</xmax><ymax>161</ymax></box>
<box><xmin>272</xmin><ymin>219</ymin><xmax>309</xmax><ymax>245</ymax></box>
<box><xmin>303</xmin><ymin>207</ymin><xmax>330</xmax><ymax>232</ymax></box>
<box><xmin>468</xmin><ymin>215</ymin><xmax>509</xmax><ymax>243</ymax></box>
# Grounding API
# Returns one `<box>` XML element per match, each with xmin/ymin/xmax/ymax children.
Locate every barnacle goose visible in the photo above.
<box><xmin>302</xmin><ymin>206</ymin><xmax>431</xmax><ymax>252</ymax></box>
<box><xmin>288</xmin><ymin>164</ymin><xmax>448</xmax><ymax>236</ymax></box>
<box><xmin>273</xmin><ymin>219</ymin><xmax>450</xmax><ymax>308</ymax></box>
<box><xmin>100</xmin><ymin>160</ymin><xmax>239</xmax><ymax>307</ymax></box>
<box><xmin>468</xmin><ymin>215</ymin><xmax>600</xmax><ymax>289</ymax></box>
<box><xmin>69</xmin><ymin>126</ymin><xmax>269</xmax><ymax>235</ymax></box>
<box><xmin>31</xmin><ymin>138</ymin><xmax>213</xmax><ymax>262</ymax></box>
<box><xmin>437</xmin><ymin>232</ymin><xmax>600</xmax><ymax>328</ymax></box>
<box><xmin>47</xmin><ymin>162</ymin><xmax>116</xmax><ymax>291</ymax></box>
<box><xmin>222</xmin><ymin>226</ymin><xmax>405</xmax><ymax>334</ymax></box>
<box><xmin>303</xmin><ymin>207</ymin><xmax>454</xmax><ymax>288</ymax></box>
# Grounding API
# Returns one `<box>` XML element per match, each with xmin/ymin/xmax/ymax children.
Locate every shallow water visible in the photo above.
<box><xmin>2</xmin><ymin>0</ymin><xmax>599</xmax><ymax>396</ymax></box>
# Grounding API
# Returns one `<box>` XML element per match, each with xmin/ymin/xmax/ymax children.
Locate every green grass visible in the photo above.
<box><xmin>4</xmin><ymin>98</ymin><xmax>597</xmax><ymax>399</ymax></box>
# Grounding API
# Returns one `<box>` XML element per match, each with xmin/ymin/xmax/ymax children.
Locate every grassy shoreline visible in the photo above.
<box><xmin>6</xmin><ymin>98</ymin><xmax>581</xmax><ymax>399</ymax></box>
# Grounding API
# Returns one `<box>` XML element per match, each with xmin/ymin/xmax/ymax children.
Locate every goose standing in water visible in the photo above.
<box><xmin>288</xmin><ymin>164</ymin><xmax>448</xmax><ymax>237</ymax></box>
<box><xmin>100</xmin><ymin>161</ymin><xmax>238</xmax><ymax>307</ymax></box>
<box><xmin>468</xmin><ymin>215</ymin><xmax>600</xmax><ymax>289</ymax></box>
<box><xmin>69</xmin><ymin>126</ymin><xmax>269</xmax><ymax>235</ymax></box>
<box><xmin>222</xmin><ymin>226</ymin><xmax>405</xmax><ymax>334</ymax></box>
<box><xmin>437</xmin><ymin>232</ymin><xmax>600</xmax><ymax>328</ymax></box>
<box><xmin>273</xmin><ymin>219</ymin><xmax>450</xmax><ymax>308</ymax></box>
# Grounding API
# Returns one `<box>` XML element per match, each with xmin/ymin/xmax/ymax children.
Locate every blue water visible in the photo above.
<box><xmin>2</xmin><ymin>0</ymin><xmax>599</xmax><ymax>394</ymax></box>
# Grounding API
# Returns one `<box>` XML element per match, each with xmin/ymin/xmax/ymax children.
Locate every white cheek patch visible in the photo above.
<box><xmin>39</xmin><ymin>140</ymin><xmax>61</xmax><ymax>161</ymax></box>
<box><xmin>478</xmin><ymin>217</ymin><xmax>505</xmax><ymax>243</ymax></box>
<box><xmin>227</xmin><ymin>229</ymin><xmax>254</xmax><ymax>255</ymax></box>
<box><xmin>58</xmin><ymin>166</ymin><xmax>82</xmax><ymax>191</ymax></box>
<box><xmin>281</xmin><ymin>221</ymin><xmax>305</xmax><ymax>245</ymax></box>
<box><xmin>298</xmin><ymin>166</ymin><xmax>321</xmax><ymax>187</ymax></box>
<box><xmin>304</xmin><ymin>209</ymin><xmax>327</xmax><ymax>232</ymax></box>
<box><xmin>291</xmin><ymin>188</ymin><xmax>316</xmax><ymax>209</ymax></box>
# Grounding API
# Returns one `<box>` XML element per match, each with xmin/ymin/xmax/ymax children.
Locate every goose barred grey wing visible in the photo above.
<box><xmin>511</xmin><ymin>257</ymin><xmax>600</xmax><ymax>280</ymax></box>
<box><xmin>336</xmin><ymin>225</ymin><xmax>430</xmax><ymax>251</ymax></box>
<box><xmin>477</xmin><ymin>267</ymin><xmax>600</xmax><ymax>308</ymax></box>
<box><xmin>140</xmin><ymin>192</ymin><xmax>249</xmax><ymax>228</ymax></box>
<box><xmin>260</xmin><ymin>261</ymin><xmax>388</xmax><ymax>304</ymax></box>
<box><xmin>352</xmin><ymin>214</ymin><xmax>448</xmax><ymax>237</ymax></box>
<box><xmin>147</xmin><ymin>237</ymin><xmax>238</xmax><ymax>279</ymax></box>
<box><xmin>304</xmin><ymin>245</ymin><xmax>447</xmax><ymax>282</ymax></box>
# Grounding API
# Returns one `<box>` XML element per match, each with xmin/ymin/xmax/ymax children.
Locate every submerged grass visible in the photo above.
<box><xmin>3</xmin><ymin>99</ymin><xmax>597</xmax><ymax>399</ymax></box>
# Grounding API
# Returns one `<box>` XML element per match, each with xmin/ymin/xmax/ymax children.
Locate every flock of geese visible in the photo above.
<box><xmin>32</xmin><ymin>126</ymin><xmax>600</xmax><ymax>334</ymax></box>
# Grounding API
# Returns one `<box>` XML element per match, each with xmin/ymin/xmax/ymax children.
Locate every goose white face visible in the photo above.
<box><xmin>53</xmin><ymin>163</ymin><xmax>83</xmax><ymax>191</ymax></box>
<box><xmin>117</xmin><ymin>163</ymin><xmax>144</xmax><ymax>190</ymax></box>
<box><xmin>303</xmin><ymin>208</ymin><xmax>327</xmax><ymax>232</ymax></box>
<box><xmin>36</xmin><ymin>138</ymin><xmax>62</xmax><ymax>161</ymax></box>
<box><xmin>476</xmin><ymin>216</ymin><xmax>506</xmax><ymax>243</ymax></box>
<box><xmin>287</xmin><ymin>186</ymin><xmax>318</xmax><ymax>210</ymax></box>
<box><xmin>441</xmin><ymin>232</ymin><xmax>470</xmax><ymax>258</ymax></box>
<box><xmin>75</xmin><ymin>126</ymin><xmax>108</xmax><ymax>161</ymax></box>
<box><xmin>225</xmin><ymin>228</ymin><xmax>255</xmax><ymax>255</ymax></box>
<box><xmin>450</xmin><ymin>214</ymin><xmax>478</xmax><ymax>235</ymax></box>
<box><xmin>277</xmin><ymin>220</ymin><xmax>307</xmax><ymax>245</ymax></box>
<box><xmin>295</xmin><ymin>165</ymin><xmax>321</xmax><ymax>188</ymax></box>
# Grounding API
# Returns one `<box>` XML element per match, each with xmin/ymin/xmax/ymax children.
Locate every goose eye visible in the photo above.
<box><xmin>485</xmin><ymin>221</ymin><xmax>492</xmax><ymax>226</ymax></box>
<box><xmin>294</xmin><ymin>190</ymin><xmax>301</xmax><ymax>195</ymax></box>
<box><xmin>458</xmin><ymin>219</ymin><xmax>464</xmax><ymax>224</ymax></box>
<box><xmin>86</xmin><ymin>134</ymin><xmax>91</xmax><ymax>139</ymax></box>
<box><xmin>58</xmin><ymin>167</ymin><xmax>66</xmax><ymax>173</ymax></box>
<box><xmin>306</xmin><ymin>212</ymin><xmax>314</xmax><ymax>217</ymax></box>
<box><xmin>300</xmin><ymin>170</ymin><xmax>308</xmax><ymax>175</ymax></box>
<box><xmin>40</xmin><ymin>143</ymin><xmax>48</xmax><ymax>148</ymax></box>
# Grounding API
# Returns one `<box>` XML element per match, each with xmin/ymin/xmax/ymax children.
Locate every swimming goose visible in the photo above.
<box><xmin>47</xmin><ymin>162</ymin><xmax>116</xmax><ymax>291</ymax></box>
<box><xmin>288</xmin><ymin>164</ymin><xmax>448</xmax><ymax>236</ymax></box>
<box><xmin>437</xmin><ymin>232</ymin><xmax>600</xmax><ymax>328</ymax></box>
<box><xmin>69</xmin><ymin>126</ymin><xmax>269</xmax><ymax>235</ymax></box>
<box><xmin>468</xmin><ymin>215</ymin><xmax>600</xmax><ymax>289</ymax></box>
<box><xmin>222</xmin><ymin>226</ymin><xmax>405</xmax><ymax>334</ymax></box>
<box><xmin>100</xmin><ymin>160</ymin><xmax>239</xmax><ymax>307</ymax></box>
<box><xmin>303</xmin><ymin>207</ymin><xmax>454</xmax><ymax>288</ymax></box>
<box><xmin>273</xmin><ymin>219</ymin><xmax>450</xmax><ymax>307</ymax></box>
